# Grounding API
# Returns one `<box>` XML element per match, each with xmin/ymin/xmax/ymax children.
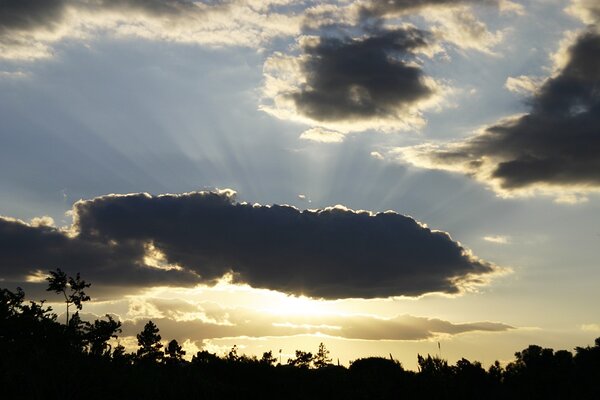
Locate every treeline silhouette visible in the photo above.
<box><xmin>1</xmin><ymin>269</ymin><xmax>599</xmax><ymax>399</ymax></box>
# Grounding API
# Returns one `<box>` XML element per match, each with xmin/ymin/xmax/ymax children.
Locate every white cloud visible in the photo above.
<box><xmin>299</xmin><ymin>128</ymin><xmax>346</xmax><ymax>143</ymax></box>
<box><xmin>505</xmin><ymin>75</ymin><xmax>543</xmax><ymax>94</ymax></box>
<box><xmin>580</xmin><ymin>323</ymin><xmax>600</xmax><ymax>332</ymax></box>
<box><xmin>424</xmin><ymin>6</ymin><xmax>505</xmax><ymax>54</ymax></box>
<box><xmin>29</xmin><ymin>216</ymin><xmax>55</xmax><ymax>227</ymax></box>
<box><xmin>483</xmin><ymin>235</ymin><xmax>511</xmax><ymax>244</ymax></box>
<box><xmin>370</xmin><ymin>151</ymin><xmax>384</xmax><ymax>160</ymax></box>
<box><xmin>0</xmin><ymin>0</ymin><xmax>303</xmax><ymax>61</ymax></box>
<box><xmin>566</xmin><ymin>0</ymin><xmax>600</xmax><ymax>24</ymax></box>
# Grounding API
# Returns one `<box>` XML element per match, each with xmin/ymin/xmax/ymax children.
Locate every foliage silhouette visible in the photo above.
<box><xmin>260</xmin><ymin>350</ymin><xmax>278</xmax><ymax>365</ymax></box>
<box><xmin>2</xmin><ymin>273</ymin><xmax>600</xmax><ymax>399</ymax></box>
<box><xmin>287</xmin><ymin>349</ymin><xmax>314</xmax><ymax>368</ymax></box>
<box><xmin>87</xmin><ymin>315</ymin><xmax>122</xmax><ymax>357</ymax></box>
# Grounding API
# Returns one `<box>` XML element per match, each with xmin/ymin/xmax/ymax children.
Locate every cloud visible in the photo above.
<box><xmin>116</xmin><ymin>297</ymin><xmax>512</xmax><ymax>343</ymax></box>
<box><xmin>0</xmin><ymin>0</ymin><xmax>66</xmax><ymax>35</ymax></box>
<box><xmin>0</xmin><ymin>190</ymin><xmax>499</xmax><ymax>299</ymax></box>
<box><xmin>299</xmin><ymin>128</ymin><xmax>346</xmax><ymax>143</ymax></box>
<box><xmin>0</xmin><ymin>215</ymin><xmax>201</xmax><ymax>290</ymax></box>
<box><xmin>567</xmin><ymin>0</ymin><xmax>600</xmax><ymax>25</ymax></box>
<box><xmin>290</xmin><ymin>29</ymin><xmax>432</xmax><ymax>122</ymax></box>
<box><xmin>580</xmin><ymin>323</ymin><xmax>600</xmax><ymax>332</ymax></box>
<box><xmin>358</xmin><ymin>0</ymin><xmax>514</xmax><ymax>18</ymax></box>
<box><xmin>505</xmin><ymin>75</ymin><xmax>543</xmax><ymax>95</ymax></box>
<box><xmin>483</xmin><ymin>235</ymin><xmax>510</xmax><ymax>244</ymax></box>
<box><xmin>262</xmin><ymin>26</ymin><xmax>444</xmax><ymax>133</ymax></box>
<box><xmin>0</xmin><ymin>0</ymin><xmax>519</xmax><ymax>62</ymax></box>
<box><xmin>0</xmin><ymin>0</ymin><xmax>301</xmax><ymax>60</ymax></box>
<box><xmin>356</xmin><ymin>0</ymin><xmax>520</xmax><ymax>53</ymax></box>
<box><xmin>370</xmin><ymin>151</ymin><xmax>385</xmax><ymax>160</ymax></box>
<box><xmin>261</xmin><ymin>0</ymin><xmax>519</xmax><ymax>137</ymax></box>
<box><xmin>421</xmin><ymin>6</ymin><xmax>504</xmax><ymax>54</ymax></box>
<box><xmin>393</xmin><ymin>27</ymin><xmax>600</xmax><ymax>200</ymax></box>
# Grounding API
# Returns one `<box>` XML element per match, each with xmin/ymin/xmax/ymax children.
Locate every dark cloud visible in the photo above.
<box><xmin>0</xmin><ymin>0</ymin><xmax>67</xmax><ymax>33</ymax></box>
<box><xmin>71</xmin><ymin>190</ymin><xmax>495</xmax><ymax>299</ymax></box>
<box><xmin>89</xmin><ymin>0</ymin><xmax>205</xmax><ymax>17</ymax></box>
<box><xmin>402</xmin><ymin>29</ymin><xmax>600</xmax><ymax>194</ymax></box>
<box><xmin>0</xmin><ymin>0</ymin><xmax>206</xmax><ymax>33</ymax></box>
<box><xmin>0</xmin><ymin>192</ymin><xmax>495</xmax><ymax>299</ymax></box>
<box><xmin>0</xmin><ymin>0</ymin><xmax>182</xmax><ymax>34</ymax></box>
<box><xmin>288</xmin><ymin>27</ymin><xmax>434</xmax><ymax>123</ymax></box>
<box><xmin>0</xmin><ymin>190</ymin><xmax>497</xmax><ymax>299</ymax></box>
<box><xmin>0</xmin><ymin>216</ymin><xmax>201</xmax><ymax>289</ymax></box>
<box><xmin>264</xmin><ymin>0</ymin><xmax>511</xmax><ymax>131</ymax></box>
<box><xmin>360</xmin><ymin>0</ymin><xmax>498</xmax><ymax>18</ymax></box>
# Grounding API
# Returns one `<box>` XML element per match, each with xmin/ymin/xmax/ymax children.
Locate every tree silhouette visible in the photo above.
<box><xmin>417</xmin><ymin>354</ymin><xmax>450</xmax><ymax>377</ymax></box>
<box><xmin>87</xmin><ymin>315</ymin><xmax>122</xmax><ymax>357</ymax></box>
<box><xmin>314</xmin><ymin>342</ymin><xmax>332</xmax><ymax>368</ymax></box>
<box><xmin>226</xmin><ymin>344</ymin><xmax>240</xmax><ymax>362</ymax></box>
<box><xmin>136</xmin><ymin>320</ymin><xmax>163</xmax><ymax>364</ymax></box>
<box><xmin>192</xmin><ymin>350</ymin><xmax>221</xmax><ymax>365</ymax></box>
<box><xmin>66</xmin><ymin>311</ymin><xmax>90</xmax><ymax>352</ymax></box>
<box><xmin>46</xmin><ymin>268</ymin><xmax>91</xmax><ymax>324</ymax></box>
<box><xmin>288</xmin><ymin>350</ymin><xmax>314</xmax><ymax>368</ymax></box>
<box><xmin>260</xmin><ymin>350</ymin><xmax>277</xmax><ymax>365</ymax></box>
<box><xmin>165</xmin><ymin>339</ymin><xmax>186</xmax><ymax>365</ymax></box>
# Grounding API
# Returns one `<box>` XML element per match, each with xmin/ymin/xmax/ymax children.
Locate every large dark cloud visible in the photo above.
<box><xmin>287</xmin><ymin>27</ymin><xmax>434</xmax><ymax>123</ymax></box>
<box><xmin>0</xmin><ymin>191</ymin><xmax>496</xmax><ymax>299</ymax></box>
<box><xmin>400</xmin><ymin>28</ymin><xmax>600</xmax><ymax>195</ymax></box>
<box><xmin>74</xmin><ymin>190</ymin><xmax>494</xmax><ymax>298</ymax></box>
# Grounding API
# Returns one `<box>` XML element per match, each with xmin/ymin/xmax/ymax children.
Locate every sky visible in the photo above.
<box><xmin>1</xmin><ymin>0</ymin><xmax>600</xmax><ymax>369</ymax></box>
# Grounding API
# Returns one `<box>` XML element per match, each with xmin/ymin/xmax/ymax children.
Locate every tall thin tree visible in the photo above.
<box><xmin>46</xmin><ymin>268</ymin><xmax>91</xmax><ymax>324</ymax></box>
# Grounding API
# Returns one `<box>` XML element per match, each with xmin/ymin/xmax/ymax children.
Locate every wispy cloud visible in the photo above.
<box><xmin>505</xmin><ymin>75</ymin><xmax>543</xmax><ymax>95</ymax></box>
<box><xmin>114</xmin><ymin>295</ymin><xmax>513</xmax><ymax>343</ymax></box>
<box><xmin>580</xmin><ymin>323</ymin><xmax>600</xmax><ymax>332</ymax></box>
<box><xmin>483</xmin><ymin>235</ymin><xmax>510</xmax><ymax>244</ymax></box>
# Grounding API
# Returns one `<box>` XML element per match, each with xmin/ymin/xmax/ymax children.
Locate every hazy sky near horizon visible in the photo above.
<box><xmin>2</xmin><ymin>0</ymin><xmax>600</xmax><ymax>368</ymax></box>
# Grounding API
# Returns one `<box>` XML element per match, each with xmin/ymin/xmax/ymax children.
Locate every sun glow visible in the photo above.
<box><xmin>261</xmin><ymin>294</ymin><xmax>339</xmax><ymax>317</ymax></box>
<box><xmin>143</xmin><ymin>242</ymin><xmax>184</xmax><ymax>272</ymax></box>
